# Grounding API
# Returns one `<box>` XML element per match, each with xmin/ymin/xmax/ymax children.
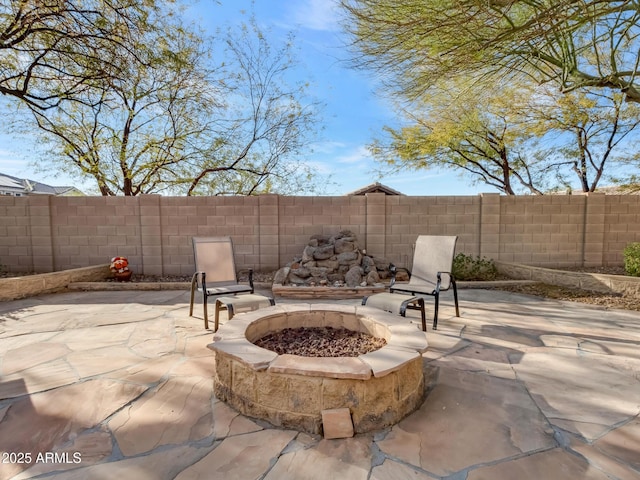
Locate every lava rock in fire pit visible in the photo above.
<box><xmin>254</xmin><ymin>326</ymin><xmax>387</xmax><ymax>357</ymax></box>
<box><xmin>273</xmin><ymin>230</ymin><xmax>391</xmax><ymax>287</ymax></box>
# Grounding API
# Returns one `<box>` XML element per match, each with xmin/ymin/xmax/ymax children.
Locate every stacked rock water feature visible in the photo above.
<box><xmin>273</xmin><ymin>230</ymin><xmax>392</xmax><ymax>291</ymax></box>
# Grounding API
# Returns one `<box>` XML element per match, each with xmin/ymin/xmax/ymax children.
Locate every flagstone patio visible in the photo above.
<box><xmin>0</xmin><ymin>287</ymin><xmax>639</xmax><ymax>479</ymax></box>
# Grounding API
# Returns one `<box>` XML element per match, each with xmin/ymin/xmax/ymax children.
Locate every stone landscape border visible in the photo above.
<box><xmin>0</xmin><ymin>265</ymin><xmax>111</xmax><ymax>302</ymax></box>
<box><xmin>495</xmin><ymin>261</ymin><xmax>640</xmax><ymax>299</ymax></box>
<box><xmin>3</xmin><ymin>261</ymin><xmax>640</xmax><ymax>302</ymax></box>
<box><xmin>69</xmin><ymin>281</ymin><xmax>191</xmax><ymax>292</ymax></box>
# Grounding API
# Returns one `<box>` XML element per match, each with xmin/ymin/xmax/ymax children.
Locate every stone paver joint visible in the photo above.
<box><xmin>0</xmin><ymin>288</ymin><xmax>638</xmax><ymax>480</ymax></box>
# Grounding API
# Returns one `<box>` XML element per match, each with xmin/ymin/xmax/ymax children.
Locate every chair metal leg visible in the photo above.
<box><xmin>214</xmin><ymin>299</ymin><xmax>234</xmax><ymax>332</ymax></box>
<box><xmin>214</xmin><ymin>300</ymin><xmax>222</xmax><ymax>332</ymax></box>
<box><xmin>399</xmin><ymin>297</ymin><xmax>426</xmax><ymax>332</ymax></box>
<box><xmin>433</xmin><ymin>292</ymin><xmax>439</xmax><ymax>330</ymax></box>
<box><xmin>203</xmin><ymin>294</ymin><xmax>209</xmax><ymax>330</ymax></box>
<box><xmin>452</xmin><ymin>280</ymin><xmax>460</xmax><ymax>317</ymax></box>
<box><xmin>189</xmin><ymin>275</ymin><xmax>197</xmax><ymax>317</ymax></box>
<box><xmin>417</xmin><ymin>297</ymin><xmax>426</xmax><ymax>332</ymax></box>
<box><xmin>399</xmin><ymin>301</ymin><xmax>408</xmax><ymax>317</ymax></box>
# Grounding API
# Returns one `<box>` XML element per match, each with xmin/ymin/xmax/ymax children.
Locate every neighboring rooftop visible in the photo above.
<box><xmin>346</xmin><ymin>182</ymin><xmax>404</xmax><ymax>196</ymax></box>
<box><xmin>0</xmin><ymin>172</ymin><xmax>84</xmax><ymax>196</ymax></box>
<box><xmin>595</xmin><ymin>185</ymin><xmax>640</xmax><ymax>195</ymax></box>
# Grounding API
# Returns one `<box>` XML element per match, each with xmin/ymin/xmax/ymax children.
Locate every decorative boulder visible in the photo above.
<box><xmin>274</xmin><ymin>231</ymin><xmax>390</xmax><ymax>288</ymax></box>
<box><xmin>273</xmin><ymin>267</ymin><xmax>290</xmax><ymax>285</ymax></box>
<box><xmin>302</xmin><ymin>246</ymin><xmax>316</xmax><ymax>263</ymax></box>
<box><xmin>366</xmin><ymin>270</ymin><xmax>380</xmax><ymax>285</ymax></box>
<box><xmin>313</xmin><ymin>245</ymin><xmax>335</xmax><ymax>260</ymax></box>
<box><xmin>345</xmin><ymin>266</ymin><xmax>363</xmax><ymax>287</ymax></box>
<box><xmin>334</xmin><ymin>238</ymin><xmax>358</xmax><ymax>254</ymax></box>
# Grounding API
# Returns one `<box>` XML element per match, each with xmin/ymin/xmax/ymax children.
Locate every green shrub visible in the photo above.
<box><xmin>452</xmin><ymin>253</ymin><xmax>498</xmax><ymax>281</ymax></box>
<box><xmin>623</xmin><ymin>242</ymin><xmax>640</xmax><ymax>277</ymax></box>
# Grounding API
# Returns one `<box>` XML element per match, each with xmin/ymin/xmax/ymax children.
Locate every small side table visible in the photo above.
<box><xmin>362</xmin><ymin>292</ymin><xmax>428</xmax><ymax>331</ymax></box>
<box><xmin>211</xmin><ymin>294</ymin><xmax>275</xmax><ymax>331</ymax></box>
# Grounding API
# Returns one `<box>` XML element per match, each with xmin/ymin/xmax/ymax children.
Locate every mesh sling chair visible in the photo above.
<box><xmin>189</xmin><ymin>237</ymin><xmax>254</xmax><ymax>329</ymax></box>
<box><xmin>389</xmin><ymin>235</ymin><xmax>460</xmax><ymax>329</ymax></box>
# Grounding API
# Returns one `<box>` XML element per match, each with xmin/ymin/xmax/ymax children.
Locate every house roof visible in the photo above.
<box><xmin>0</xmin><ymin>175</ymin><xmax>24</xmax><ymax>191</ymax></box>
<box><xmin>594</xmin><ymin>185</ymin><xmax>640</xmax><ymax>195</ymax></box>
<box><xmin>0</xmin><ymin>173</ymin><xmax>84</xmax><ymax>196</ymax></box>
<box><xmin>346</xmin><ymin>182</ymin><xmax>405</xmax><ymax>196</ymax></box>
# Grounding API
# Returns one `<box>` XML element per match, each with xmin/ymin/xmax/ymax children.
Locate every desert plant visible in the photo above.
<box><xmin>452</xmin><ymin>253</ymin><xmax>498</xmax><ymax>281</ymax></box>
<box><xmin>623</xmin><ymin>243</ymin><xmax>640</xmax><ymax>277</ymax></box>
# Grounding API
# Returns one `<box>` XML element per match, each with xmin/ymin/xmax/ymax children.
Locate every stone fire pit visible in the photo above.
<box><xmin>208</xmin><ymin>304</ymin><xmax>428</xmax><ymax>435</ymax></box>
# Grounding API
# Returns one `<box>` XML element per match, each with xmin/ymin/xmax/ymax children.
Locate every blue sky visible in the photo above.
<box><xmin>0</xmin><ymin>0</ymin><xmax>487</xmax><ymax>196</ymax></box>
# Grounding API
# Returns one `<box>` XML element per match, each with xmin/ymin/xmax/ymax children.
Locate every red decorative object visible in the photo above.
<box><xmin>114</xmin><ymin>270</ymin><xmax>133</xmax><ymax>282</ymax></box>
<box><xmin>110</xmin><ymin>256</ymin><xmax>132</xmax><ymax>281</ymax></box>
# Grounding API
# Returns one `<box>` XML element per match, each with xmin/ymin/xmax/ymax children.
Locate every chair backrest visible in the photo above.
<box><xmin>192</xmin><ymin>237</ymin><xmax>239</xmax><ymax>286</ymax></box>
<box><xmin>408</xmin><ymin>235</ymin><xmax>458</xmax><ymax>290</ymax></box>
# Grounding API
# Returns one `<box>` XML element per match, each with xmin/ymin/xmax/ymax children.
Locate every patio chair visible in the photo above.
<box><xmin>189</xmin><ymin>236</ymin><xmax>254</xmax><ymax>329</ymax></box>
<box><xmin>388</xmin><ymin>235</ymin><xmax>460</xmax><ymax>329</ymax></box>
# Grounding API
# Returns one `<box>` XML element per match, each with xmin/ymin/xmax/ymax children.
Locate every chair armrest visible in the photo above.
<box><xmin>191</xmin><ymin>271</ymin><xmax>207</xmax><ymax>290</ymax></box>
<box><xmin>389</xmin><ymin>263</ymin><xmax>411</xmax><ymax>288</ymax></box>
<box><xmin>238</xmin><ymin>268</ymin><xmax>255</xmax><ymax>293</ymax></box>
<box><xmin>436</xmin><ymin>271</ymin><xmax>455</xmax><ymax>291</ymax></box>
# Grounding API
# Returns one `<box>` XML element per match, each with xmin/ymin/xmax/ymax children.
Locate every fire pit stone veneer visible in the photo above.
<box><xmin>208</xmin><ymin>303</ymin><xmax>428</xmax><ymax>435</ymax></box>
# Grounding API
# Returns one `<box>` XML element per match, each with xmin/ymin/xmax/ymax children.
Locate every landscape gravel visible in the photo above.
<box><xmin>254</xmin><ymin>326</ymin><xmax>387</xmax><ymax>357</ymax></box>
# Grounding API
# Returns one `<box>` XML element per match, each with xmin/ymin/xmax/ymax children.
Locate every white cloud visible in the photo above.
<box><xmin>0</xmin><ymin>149</ymin><xmax>28</xmax><ymax>177</ymax></box>
<box><xmin>310</xmin><ymin>140</ymin><xmax>346</xmax><ymax>155</ymax></box>
<box><xmin>299</xmin><ymin>159</ymin><xmax>335</xmax><ymax>175</ymax></box>
<box><xmin>387</xmin><ymin>171</ymin><xmax>447</xmax><ymax>184</ymax></box>
<box><xmin>290</xmin><ymin>0</ymin><xmax>340</xmax><ymax>32</ymax></box>
<box><xmin>336</xmin><ymin>145</ymin><xmax>372</xmax><ymax>164</ymax></box>
<box><xmin>0</xmin><ymin>149</ymin><xmax>15</xmax><ymax>159</ymax></box>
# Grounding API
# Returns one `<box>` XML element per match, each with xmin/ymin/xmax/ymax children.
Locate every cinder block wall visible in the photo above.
<box><xmin>383</xmin><ymin>195</ymin><xmax>483</xmax><ymax>269</ymax></box>
<box><xmin>278</xmin><ymin>195</ymin><xmax>367</xmax><ymax>264</ymax></box>
<box><xmin>155</xmin><ymin>196</ymin><xmax>261</xmax><ymax>276</ymax></box>
<box><xmin>498</xmin><ymin>195</ymin><xmax>587</xmax><ymax>266</ymax></box>
<box><xmin>602</xmin><ymin>195</ymin><xmax>640</xmax><ymax>265</ymax></box>
<box><xmin>1</xmin><ymin>193</ymin><xmax>639</xmax><ymax>274</ymax></box>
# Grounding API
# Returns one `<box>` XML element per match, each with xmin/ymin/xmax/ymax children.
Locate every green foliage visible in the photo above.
<box><xmin>184</xmin><ymin>17</ymin><xmax>322</xmax><ymax>196</ymax></box>
<box><xmin>371</xmin><ymin>81</ymin><xmax>551</xmax><ymax>195</ymax></box>
<box><xmin>343</xmin><ymin>0</ymin><xmax>640</xmax><ymax>195</ymax></box>
<box><xmin>370</xmin><ymin>72</ymin><xmax>640</xmax><ymax>196</ymax></box>
<box><xmin>26</xmin><ymin>17</ymin><xmax>211</xmax><ymax>196</ymax></box>
<box><xmin>0</xmin><ymin>0</ymin><xmax>165</xmax><ymax>110</ymax></box>
<box><xmin>452</xmin><ymin>253</ymin><xmax>498</xmax><ymax>281</ymax></box>
<box><xmin>15</xmin><ymin>12</ymin><xmax>322</xmax><ymax>197</ymax></box>
<box><xmin>340</xmin><ymin>0</ymin><xmax>640</xmax><ymax>103</ymax></box>
<box><xmin>623</xmin><ymin>243</ymin><xmax>640</xmax><ymax>277</ymax></box>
